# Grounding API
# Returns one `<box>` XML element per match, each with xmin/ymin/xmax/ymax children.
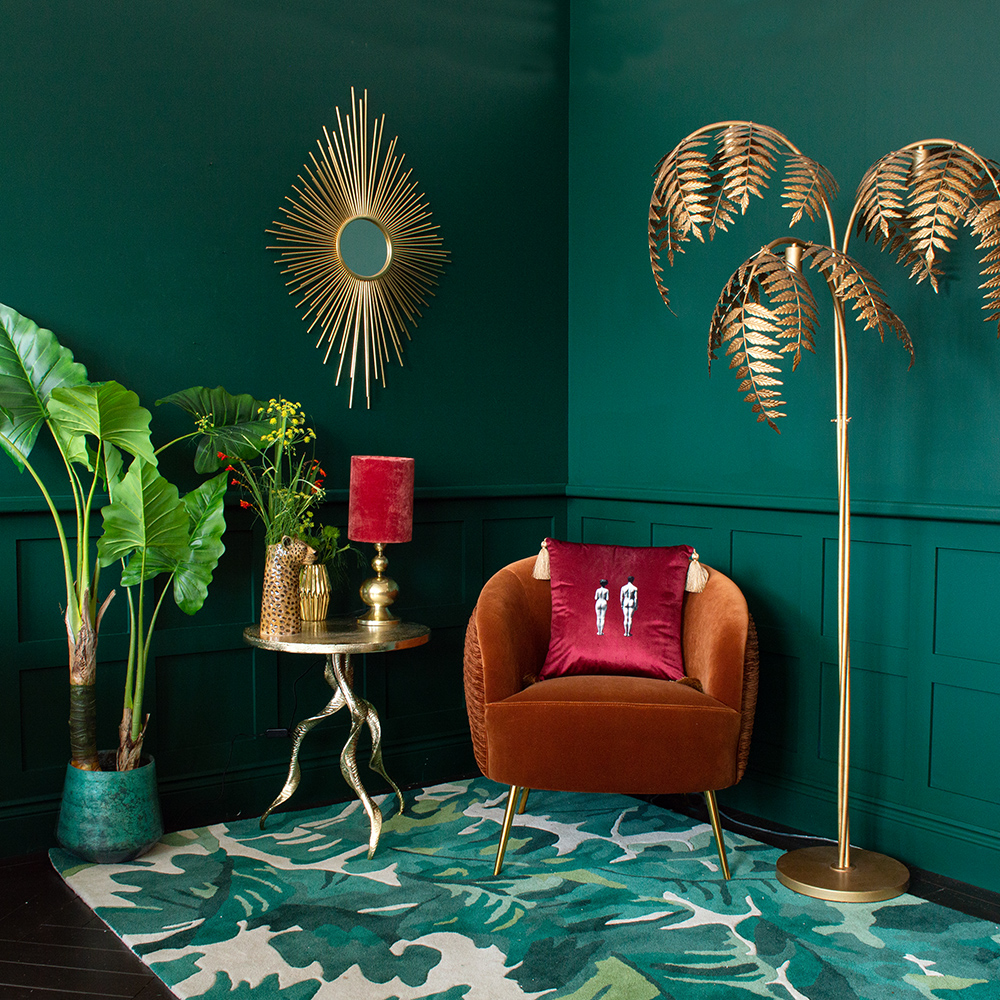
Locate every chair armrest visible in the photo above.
<box><xmin>682</xmin><ymin>567</ymin><xmax>759</xmax><ymax>783</ymax></box>
<box><xmin>682</xmin><ymin>567</ymin><xmax>750</xmax><ymax>713</ymax></box>
<box><xmin>472</xmin><ymin>558</ymin><xmax>551</xmax><ymax>704</ymax></box>
<box><xmin>463</xmin><ymin>557</ymin><xmax>552</xmax><ymax>776</ymax></box>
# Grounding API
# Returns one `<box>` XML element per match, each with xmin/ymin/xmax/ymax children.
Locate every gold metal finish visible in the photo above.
<box><xmin>494</xmin><ymin>784</ymin><xmax>521</xmax><ymax>876</ymax></box>
<box><xmin>299</xmin><ymin>562</ymin><xmax>331</xmax><ymax>621</ymax></box>
<box><xmin>516</xmin><ymin>787</ymin><xmax>530</xmax><ymax>814</ymax></box>
<box><xmin>490</xmin><ymin>787</ymin><xmax>730</xmax><ymax>880</ymax></box>
<box><xmin>704</xmin><ymin>790</ymin><xmax>731</xmax><ymax>880</ymax></box>
<box><xmin>776</xmin><ymin>845</ymin><xmax>909</xmax><ymax>903</ymax></box>
<box><xmin>244</xmin><ymin>618</ymin><xmax>429</xmax><ymax>857</ymax></box>
<box><xmin>268</xmin><ymin>88</ymin><xmax>449</xmax><ymax>408</ymax></box>
<box><xmin>357</xmin><ymin>542</ymin><xmax>400</xmax><ymax>626</ymax></box>
<box><xmin>649</xmin><ymin>123</ymin><xmax>1000</xmax><ymax>901</ymax></box>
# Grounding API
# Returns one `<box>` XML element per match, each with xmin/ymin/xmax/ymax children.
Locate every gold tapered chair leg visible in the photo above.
<box><xmin>704</xmin><ymin>790</ymin><xmax>731</xmax><ymax>880</ymax></box>
<box><xmin>494</xmin><ymin>784</ymin><xmax>521</xmax><ymax>876</ymax></box>
<box><xmin>517</xmin><ymin>787</ymin><xmax>530</xmax><ymax>814</ymax></box>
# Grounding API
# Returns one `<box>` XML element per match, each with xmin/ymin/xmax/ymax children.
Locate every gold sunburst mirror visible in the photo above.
<box><xmin>268</xmin><ymin>88</ymin><xmax>448</xmax><ymax>408</ymax></box>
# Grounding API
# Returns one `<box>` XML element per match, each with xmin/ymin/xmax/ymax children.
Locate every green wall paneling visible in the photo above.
<box><xmin>0</xmin><ymin>494</ymin><xmax>564</xmax><ymax>856</ymax></box>
<box><xmin>567</xmin><ymin>495</ymin><xmax>1000</xmax><ymax>892</ymax></box>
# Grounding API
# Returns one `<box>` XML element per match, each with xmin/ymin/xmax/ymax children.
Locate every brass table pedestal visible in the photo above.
<box><xmin>244</xmin><ymin>618</ymin><xmax>430</xmax><ymax>858</ymax></box>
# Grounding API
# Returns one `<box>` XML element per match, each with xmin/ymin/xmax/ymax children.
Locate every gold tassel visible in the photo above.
<box><xmin>532</xmin><ymin>539</ymin><xmax>551</xmax><ymax>580</ymax></box>
<box><xmin>685</xmin><ymin>550</ymin><xmax>709</xmax><ymax>593</ymax></box>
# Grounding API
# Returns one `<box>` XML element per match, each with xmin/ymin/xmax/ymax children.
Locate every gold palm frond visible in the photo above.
<box><xmin>715</xmin><ymin>123</ymin><xmax>781</xmax><ymax>212</ymax></box>
<box><xmin>649</xmin><ymin>134</ymin><xmax>713</xmax><ymax>308</ymax></box>
<box><xmin>905</xmin><ymin>145</ymin><xmax>981</xmax><ymax>287</ymax></box>
<box><xmin>853</xmin><ymin>149</ymin><xmax>913</xmax><ymax>251</ymax></box>
<box><xmin>802</xmin><ymin>244</ymin><xmax>913</xmax><ymax>362</ymax></box>
<box><xmin>783</xmin><ymin>155</ymin><xmax>839</xmax><ymax>227</ymax></box>
<box><xmin>853</xmin><ymin>142</ymin><xmax>1000</xmax><ymax>334</ymax></box>
<box><xmin>708</xmin><ymin>245</ymin><xmax>820</xmax><ymax>431</ymax></box>
<box><xmin>972</xmin><ymin>199</ymin><xmax>1000</xmax><ymax>331</ymax></box>
<box><xmin>650</xmin><ymin>122</ymin><xmax>836</xmax><ymax>310</ymax></box>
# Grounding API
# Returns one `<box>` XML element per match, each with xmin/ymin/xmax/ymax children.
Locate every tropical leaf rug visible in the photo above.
<box><xmin>51</xmin><ymin>778</ymin><xmax>999</xmax><ymax>999</ymax></box>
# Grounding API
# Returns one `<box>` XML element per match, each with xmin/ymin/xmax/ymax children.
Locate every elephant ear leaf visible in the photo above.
<box><xmin>0</xmin><ymin>302</ymin><xmax>89</xmax><ymax>469</ymax></box>
<box><xmin>157</xmin><ymin>385</ymin><xmax>270</xmax><ymax>473</ymax></box>
<box><xmin>48</xmin><ymin>382</ymin><xmax>157</xmax><ymax>470</ymax></box>
<box><xmin>97</xmin><ymin>458</ymin><xmax>189</xmax><ymax>583</ymax></box>
<box><xmin>171</xmin><ymin>472</ymin><xmax>228</xmax><ymax>615</ymax></box>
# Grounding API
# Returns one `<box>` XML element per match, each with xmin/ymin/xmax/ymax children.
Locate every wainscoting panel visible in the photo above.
<box><xmin>929</xmin><ymin>683</ymin><xmax>1000</xmax><ymax>807</ymax></box>
<box><xmin>0</xmin><ymin>494</ymin><xmax>565</xmax><ymax>857</ymax></box>
<box><xmin>822</xmin><ymin>538</ymin><xmax>911</xmax><ymax>649</ymax></box>
<box><xmin>819</xmin><ymin>661</ymin><xmax>907</xmax><ymax>783</ymax></box>
<box><xmin>731</xmin><ymin>530</ymin><xmax>804</xmax><ymax>635</ymax></box>
<box><xmin>482</xmin><ymin>515</ymin><xmax>555</xmax><ymax>580</ymax></box>
<box><xmin>566</xmin><ymin>495</ymin><xmax>1000</xmax><ymax>892</ymax></box>
<box><xmin>752</xmin><ymin>652</ymin><xmax>804</xmax><ymax>757</ymax></box>
<box><xmin>934</xmin><ymin>546</ymin><xmax>1000</xmax><ymax>663</ymax></box>
<box><xmin>581</xmin><ymin>515</ymin><xmax>645</xmax><ymax>546</ymax></box>
<box><xmin>650</xmin><ymin>522</ymin><xmax>725</xmax><ymax>571</ymax></box>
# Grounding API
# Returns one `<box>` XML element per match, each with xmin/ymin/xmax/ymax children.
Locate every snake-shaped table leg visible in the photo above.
<box><xmin>260</xmin><ymin>657</ymin><xmax>347</xmax><ymax>828</ymax></box>
<box><xmin>260</xmin><ymin>652</ymin><xmax>404</xmax><ymax>858</ymax></box>
<box><xmin>328</xmin><ymin>652</ymin><xmax>404</xmax><ymax>858</ymax></box>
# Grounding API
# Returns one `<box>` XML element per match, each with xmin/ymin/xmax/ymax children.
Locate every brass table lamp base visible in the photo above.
<box><xmin>776</xmin><ymin>845</ymin><xmax>909</xmax><ymax>903</ymax></box>
<box><xmin>358</xmin><ymin>542</ymin><xmax>400</xmax><ymax>626</ymax></box>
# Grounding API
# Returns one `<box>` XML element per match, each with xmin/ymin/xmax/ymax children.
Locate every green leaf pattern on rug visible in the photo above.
<box><xmin>51</xmin><ymin>779</ymin><xmax>999</xmax><ymax>999</ymax></box>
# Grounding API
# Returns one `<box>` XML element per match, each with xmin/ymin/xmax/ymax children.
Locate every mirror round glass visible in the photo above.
<box><xmin>338</xmin><ymin>217</ymin><xmax>390</xmax><ymax>278</ymax></box>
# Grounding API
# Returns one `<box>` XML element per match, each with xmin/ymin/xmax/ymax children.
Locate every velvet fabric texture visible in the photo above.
<box><xmin>347</xmin><ymin>456</ymin><xmax>414</xmax><ymax>543</ymax></box>
<box><xmin>539</xmin><ymin>538</ymin><xmax>691</xmax><ymax>682</ymax></box>
<box><xmin>463</xmin><ymin>556</ymin><xmax>758</xmax><ymax>796</ymax></box>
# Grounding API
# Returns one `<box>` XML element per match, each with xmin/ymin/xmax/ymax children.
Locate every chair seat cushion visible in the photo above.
<box><xmin>484</xmin><ymin>675</ymin><xmax>742</xmax><ymax>794</ymax></box>
<box><xmin>539</xmin><ymin>539</ymin><xmax>692</xmax><ymax>683</ymax></box>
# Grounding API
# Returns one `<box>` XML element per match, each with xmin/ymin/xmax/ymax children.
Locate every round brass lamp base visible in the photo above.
<box><xmin>776</xmin><ymin>846</ymin><xmax>909</xmax><ymax>903</ymax></box>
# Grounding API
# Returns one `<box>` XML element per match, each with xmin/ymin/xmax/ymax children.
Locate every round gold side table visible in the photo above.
<box><xmin>244</xmin><ymin>617</ymin><xmax>430</xmax><ymax>858</ymax></box>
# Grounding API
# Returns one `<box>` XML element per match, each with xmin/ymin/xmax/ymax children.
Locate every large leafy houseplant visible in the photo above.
<box><xmin>0</xmin><ymin>303</ymin><xmax>267</xmax><ymax>771</ymax></box>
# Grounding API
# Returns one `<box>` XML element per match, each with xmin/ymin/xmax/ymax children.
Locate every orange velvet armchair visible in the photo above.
<box><xmin>463</xmin><ymin>555</ymin><xmax>759</xmax><ymax>876</ymax></box>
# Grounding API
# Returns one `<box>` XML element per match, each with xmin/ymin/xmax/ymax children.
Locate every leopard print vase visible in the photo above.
<box><xmin>259</xmin><ymin>535</ymin><xmax>315</xmax><ymax>638</ymax></box>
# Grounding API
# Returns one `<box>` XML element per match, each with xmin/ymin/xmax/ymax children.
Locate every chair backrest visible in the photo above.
<box><xmin>464</xmin><ymin>554</ymin><xmax>759</xmax><ymax>781</ymax></box>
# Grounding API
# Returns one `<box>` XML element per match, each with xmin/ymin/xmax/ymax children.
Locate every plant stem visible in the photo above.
<box><xmin>153</xmin><ymin>429</ymin><xmax>198</xmax><ymax>455</ymax></box>
<box><xmin>0</xmin><ymin>430</ymin><xmax>77</xmax><ymax>631</ymax></box>
<box><xmin>132</xmin><ymin>579</ymin><xmax>172</xmax><ymax>742</ymax></box>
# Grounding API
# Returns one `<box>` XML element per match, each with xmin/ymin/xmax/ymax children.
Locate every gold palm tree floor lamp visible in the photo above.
<box><xmin>649</xmin><ymin>121</ymin><xmax>1000</xmax><ymax>901</ymax></box>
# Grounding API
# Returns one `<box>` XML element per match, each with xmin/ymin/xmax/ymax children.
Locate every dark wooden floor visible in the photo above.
<box><xmin>1</xmin><ymin>804</ymin><xmax>998</xmax><ymax>999</ymax></box>
<box><xmin>0</xmin><ymin>851</ymin><xmax>174</xmax><ymax>999</ymax></box>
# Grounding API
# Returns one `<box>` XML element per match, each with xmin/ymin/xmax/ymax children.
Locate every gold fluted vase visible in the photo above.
<box><xmin>299</xmin><ymin>563</ymin><xmax>332</xmax><ymax>622</ymax></box>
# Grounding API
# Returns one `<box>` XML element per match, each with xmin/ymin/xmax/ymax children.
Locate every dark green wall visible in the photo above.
<box><xmin>0</xmin><ymin>0</ymin><xmax>569</xmax><ymax>495</ymax></box>
<box><xmin>568</xmin><ymin>0</ymin><xmax>1000</xmax><ymax>890</ymax></box>
<box><xmin>0</xmin><ymin>1</ymin><xmax>569</xmax><ymax>856</ymax></box>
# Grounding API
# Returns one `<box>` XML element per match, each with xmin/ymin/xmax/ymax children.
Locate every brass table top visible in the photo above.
<box><xmin>243</xmin><ymin>617</ymin><xmax>430</xmax><ymax>655</ymax></box>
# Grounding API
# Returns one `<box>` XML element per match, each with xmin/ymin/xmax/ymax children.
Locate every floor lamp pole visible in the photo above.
<box><xmin>775</xmin><ymin>297</ymin><xmax>910</xmax><ymax>902</ymax></box>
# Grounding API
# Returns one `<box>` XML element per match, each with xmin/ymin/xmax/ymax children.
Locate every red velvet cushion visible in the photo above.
<box><xmin>539</xmin><ymin>539</ymin><xmax>691</xmax><ymax>682</ymax></box>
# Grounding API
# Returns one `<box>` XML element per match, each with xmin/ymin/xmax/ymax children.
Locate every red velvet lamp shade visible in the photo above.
<box><xmin>348</xmin><ymin>456</ymin><xmax>415</xmax><ymax>625</ymax></box>
<box><xmin>348</xmin><ymin>456</ymin><xmax>415</xmax><ymax>544</ymax></box>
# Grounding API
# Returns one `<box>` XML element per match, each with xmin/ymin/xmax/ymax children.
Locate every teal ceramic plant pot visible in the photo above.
<box><xmin>56</xmin><ymin>752</ymin><xmax>163</xmax><ymax>863</ymax></box>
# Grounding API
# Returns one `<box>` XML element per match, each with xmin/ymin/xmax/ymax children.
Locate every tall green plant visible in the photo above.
<box><xmin>98</xmin><ymin>464</ymin><xmax>228</xmax><ymax>770</ymax></box>
<box><xmin>0</xmin><ymin>304</ymin><xmax>155</xmax><ymax>770</ymax></box>
<box><xmin>0</xmin><ymin>303</ymin><xmax>266</xmax><ymax>770</ymax></box>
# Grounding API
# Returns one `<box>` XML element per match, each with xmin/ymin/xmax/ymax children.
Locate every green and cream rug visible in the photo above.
<box><xmin>51</xmin><ymin>778</ymin><xmax>998</xmax><ymax>999</ymax></box>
